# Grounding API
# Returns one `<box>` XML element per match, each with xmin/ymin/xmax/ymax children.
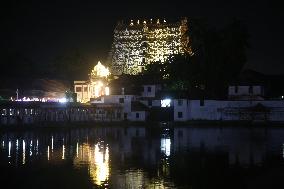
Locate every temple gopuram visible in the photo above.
<box><xmin>109</xmin><ymin>17</ymin><xmax>192</xmax><ymax>75</ymax></box>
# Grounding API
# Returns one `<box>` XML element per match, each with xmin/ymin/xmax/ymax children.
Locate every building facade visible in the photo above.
<box><xmin>109</xmin><ymin>18</ymin><xmax>192</xmax><ymax>75</ymax></box>
<box><xmin>74</xmin><ymin>61</ymin><xmax>110</xmax><ymax>103</ymax></box>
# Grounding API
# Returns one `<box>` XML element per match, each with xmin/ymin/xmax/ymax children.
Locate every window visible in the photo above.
<box><xmin>117</xmin><ymin>112</ymin><xmax>121</xmax><ymax>119</ymax></box>
<box><xmin>200</xmin><ymin>99</ymin><xmax>204</xmax><ymax>106</ymax></box>
<box><xmin>261</xmin><ymin>86</ymin><xmax>264</xmax><ymax>95</ymax></box>
<box><xmin>84</xmin><ymin>87</ymin><xmax>88</xmax><ymax>92</ymax></box>
<box><xmin>136</xmin><ymin>113</ymin><xmax>139</xmax><ymax>118</ymax></box>
<box><xmin>235</xmin><ymin>86</ymin><xmax>238</xmax><ymax>94</ymax></box>
<box><xmin>124</xmin><ymin>113</ymin><xmax>128</xmax><ymax>119</ymax></box>
<box><xmin>148</xmin><ymin>100</ymin><xmax>152</xmax><ymax>106</ymax></box>
<box><xmin>1</xmin><ymin>109</ymin><xmax>7</xmax><ymax>116</ymax></box>
<box><xmin>76</xmin><ymin>87</ymin><xmax>82</xmax><ymax>92</ymax></box>
<box><xmin>249</xmin><ymin>86</ymin><xmax>253</xmax><ymax>94</ymax></box>
<box><xmin>119</xmin><ymin>98</ymin><xmax>124</xmax><ymax>103</ymax></box>
<box><xmin>178</xmin><ymin>112</ymin><xmax>183</xmax><ymax>118</ymax></box>
<box><xmin>178</xmin><ymin>130</ymin><xmax>183</xmax><ymax>137</ymax></box>
<box><xmin>147</xmin><ymin>86</ymin><xmax>152</xmax><ymax>92</ymax></box>
<box><xmin>178</xmin><ymin>99</ymin><xmax>183</xmax><ymax>106</ymax></box>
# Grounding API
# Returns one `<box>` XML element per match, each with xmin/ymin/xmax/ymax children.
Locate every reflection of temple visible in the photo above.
<box><xmin>73</xmin><ymin>142</ymin><xmax>110</xmax><ymax>186</ymax></box>
<box><xmin>74</xmin><ymin>61</ymin><xmax>110</xmax><ymax>103</ymax></box>
<box><xmin>2</xmin><ymin>127</ymin><xmax>284</xmax><ymax>189</ymax></box>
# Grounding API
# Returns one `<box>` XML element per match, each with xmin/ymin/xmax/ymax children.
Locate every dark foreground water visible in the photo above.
<box><xmin>0</xmin><ymin>126</ymin><xmax>284</xmax><ymax>189</ymax></box>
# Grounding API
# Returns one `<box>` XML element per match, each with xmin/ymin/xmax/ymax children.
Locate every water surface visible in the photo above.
<box><xmin>0</xmin><ymin>125</ymin><xmax>284</xmax><ymax>189</ymax></box>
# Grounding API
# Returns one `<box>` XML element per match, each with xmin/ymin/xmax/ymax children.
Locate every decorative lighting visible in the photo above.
<box><xmin>105</xmin><ymin>87</ymin><xmax>110</xmax><ymax>96</ymax></box>
<box><xmin>91</xmin><ymin>61</ymin><xmax>110</xmax><ymax>78</ymax></box>
<box><xmin>109</xmin><ymin>18</ymin><xmax>191</xmax><ymax>75</ymax></box>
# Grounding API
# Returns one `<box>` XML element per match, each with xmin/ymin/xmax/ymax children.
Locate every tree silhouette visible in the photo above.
<box><xmin>143</xmin><ymin>18</ymin><xmax>249</xmax><ymax>98</ymax></box>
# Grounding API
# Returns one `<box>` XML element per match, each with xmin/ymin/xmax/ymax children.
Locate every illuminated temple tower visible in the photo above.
<box><xmin>109</xmin><ymin>17</ymin><xmax>191</xmax><ymax>75</ymax></box>
<box><xmin>74</xmin><ymin>61</ymin><xmax>110</xmax><ymax>103</ymax></box>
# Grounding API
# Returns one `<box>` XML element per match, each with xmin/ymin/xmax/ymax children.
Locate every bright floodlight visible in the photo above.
<box><xmin>161</xmin><ymin>99</ymin><xmax>171</xmax><ymax>107</ymax></box>
<box><xmin>59</xmin><ymin>98</ymin><xmax>67</xmax><ymax>103</ymax></box>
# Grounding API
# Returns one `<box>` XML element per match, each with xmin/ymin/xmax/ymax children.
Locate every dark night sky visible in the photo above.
<box><xmin>1</xmin><ymin>0</ymin><xmax>284</xmax><ymax>76</ymax></box>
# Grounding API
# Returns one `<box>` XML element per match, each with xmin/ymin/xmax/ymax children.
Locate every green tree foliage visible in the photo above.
<box><xmin>144</xmin><ymin>18</ymin><xmax>249</xmax><ymax>98</ymax></box>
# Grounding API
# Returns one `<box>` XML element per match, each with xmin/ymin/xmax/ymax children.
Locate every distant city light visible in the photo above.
<box><xmin>59</xmin><ymin>98</ymin><xmax>67</xmax><ymax>103</ymax></box>
<box><xmin>12</xmin><ymin>96</ymin><xmax>69</xmax><ymax>103</ymax></box>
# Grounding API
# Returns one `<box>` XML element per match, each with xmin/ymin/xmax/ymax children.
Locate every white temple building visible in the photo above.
<box><xmin>74</xmin><ymin>61</ymin><xmax>110</xmax><ymax>103</ymax></box>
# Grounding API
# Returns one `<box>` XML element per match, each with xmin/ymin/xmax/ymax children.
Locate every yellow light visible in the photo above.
<box><xmin>91</xmin><ymin>61</ymin><xmax>110</xmax><ymax>78</ymax></box>
<box><xmin>47</xmin><ymin>146</ymin><xmax>50</xmax><ymax>161</ymax></box>
<box><xmin>110</xmin><ymin>18</ymin><xmax>191</xmax><ymax>75</ymax></box>
<box><xmin>93</xmin><ymin>144</ymin><xmax>109</xmax><ymax>185</ymax></box>
<box><xmin>105</xmin><ymin>87</ymin><xmax>110</xmax><ymax>95</ymax></box>
<box><xmin>62</xmin><ymin>144</ymin><xmax>65</xmax><ymax>160</ymax></box>
<box><xmin>73</xmin><ymin>142</ymin><xmax>110</xmax><ymax>186</ymax></box>
<box><xmin>22</xmin><ymin>140</ymin><xmax>25</xmax><ymax>164</ymax></box>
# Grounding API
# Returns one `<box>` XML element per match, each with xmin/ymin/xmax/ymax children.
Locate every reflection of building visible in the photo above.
<box><xmin>74</xmin><ymin>61</ymin><xmax>110</xmax><ymax>103</ymax></box>
<box><xmin>73</xmin><ymin>142</ymin><xmax>110</xmax><ymax>186</ymax></box>
<box><xmin>173</xmin><ymin>127</ymin><xmax>268</xmax><ymax>166</ymax></box>
<box><xmin>109</xmin><ymin>18</ymin><xmax>192</xmax><ymax>75</ymax></box>
<box><xmin>3</xmin><ymin>127</ymin><xmax>284</xmax><ymax>189</ymax></box>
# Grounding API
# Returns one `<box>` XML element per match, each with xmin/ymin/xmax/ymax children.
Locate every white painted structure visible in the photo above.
<box><xmin>228</xmin><ymin>85</ymin><xmax>264</xmax><ymax>100</ymax></box>
<box><xmin>174</xmin><ymin>99</ymin><xmax>284</xmax><ymax>122</ymax></box>
<box><xmin>139</xmin><ymin>84</ymin><xmax>163</xmax><ymax>108</ymax></box>
<box><xmin>130</xmin><ymin>111</ymin><xmax>147</xmax><ymax>121</ymax></box>
<box><xmin>141</xmin><ymin>85</ymin><xmax>162</xmax><ymax>98</ymax></box>
<box><xmin>74</xmin><ymin>81</ymin><xmax>90</xmax><ymax>103</ymax></box>
<box><xmin>139</xmin><ymin>99</ymin><xmax>161</xmax><ymax>108</ymax></box>
<box><xmin>74</xmin><ymin>61</ymin><xmax>110</xmax><ymax>103</ymax></box>
<box><xmin>90</xmin><ymin>95</ymin><xmax>148</xmax><ymax>121</ymax></box>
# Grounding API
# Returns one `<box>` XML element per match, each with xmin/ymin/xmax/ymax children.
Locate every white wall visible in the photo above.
<box><xmin>103</xmin><ymin>95</ymin><xmax>135</xmax><ymax>114</ymax></box>
<box><xmin>187</xmin><ymin>100</ymin><xmax>228</xmax><ymax>120</ymax></box>
<box><xmin>174</xmin><ymin>99</ymin><xmax>189</xmax><ymax>121</ymax></box>
<box><xmin>141</xmin><ymin>85</ymin><xmax>161</xmax><ymax>98</ymax></box>
<box><xmin>129</xmin><ymin>111</ymin><xmax>147</xmax><ymax>121</ymax></box>
<box><xmin>74</xmin><ymin>82</ymin><xmax>91</xmax><ymax>103</ymax></box>
<box><xmin>228</xmin><ymin>86</ymin><xmax>264</xmax><ymax>96</ymax></box>
<box><xmin>174</xmin><ymin>99</ymin><xmax>284</xmax><ymax>121</ymax></box>
<box><xmin>140</xmin><ymin>99</ymin><xmax>161</xmax><ymax>107</ymax></box>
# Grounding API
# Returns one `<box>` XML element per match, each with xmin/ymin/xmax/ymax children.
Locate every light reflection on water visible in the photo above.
<box><xmin>0</xmin><ymin>126</ymin><xmax>284</xmax><ymax>189</ymax></box>
<box><xmin>73</xmin><ymin>142</ymin><xmax>110</xmax><ymax>186</ymax></box>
